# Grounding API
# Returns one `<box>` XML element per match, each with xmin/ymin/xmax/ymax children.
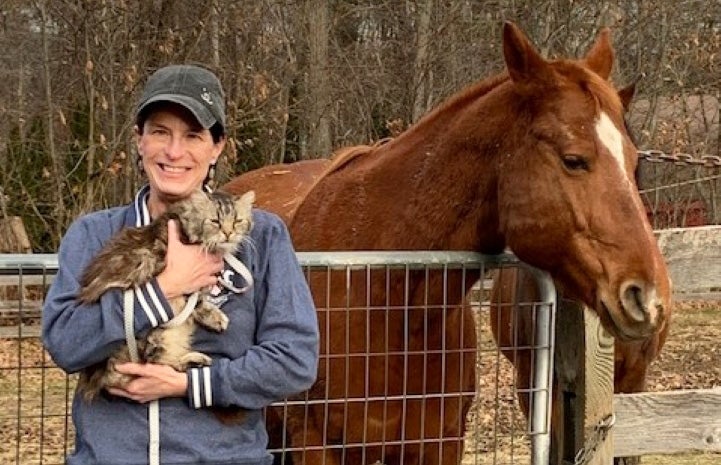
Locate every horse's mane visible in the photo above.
<box><xmin>553</xmin><ymin>59</ymin><xmax>625</xmax><ymax>117</ymax></box>
<box><xmin>325</xmin><ymin>138</ymin><xmax>390</xmax><ymax>174</ymax></box>
<box><xmin>414</xmin><ymin>72</ymin><xmax>510</xmax><ymax>128</ymax></box>
<box><xmin>321</xmin><ymin>72</ymin><xmax>512</xmax><ymax>176</ymax></box>
<box><xmin>285</xmin><ymin>140</ymin><xmax>387</xmax><ymax>223</ymax></box>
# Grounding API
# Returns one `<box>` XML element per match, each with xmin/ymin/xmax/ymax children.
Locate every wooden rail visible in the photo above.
<box><xmin>656</xmin><ymin>226</ymin><xmax>721</xmax><ymax>298</ymax></box>
<box><xmin>614</xmin><ymin>388</ymin><xmax>721</xmax><ymax>456</ymax></box>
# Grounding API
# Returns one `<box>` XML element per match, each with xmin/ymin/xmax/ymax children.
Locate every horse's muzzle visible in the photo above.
<box><xmin>599</xmin><ymin>280</ymin><xmax>666</xmax><ymax>341</ymax></box>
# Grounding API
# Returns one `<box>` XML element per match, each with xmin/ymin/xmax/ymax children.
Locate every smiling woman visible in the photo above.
<box><xmin>41</xmin><ymin>64</ymin><xmax>319</xmax><ymax>465</ymax></box>
<box><xmin>134</xmin><ymin>66</ymin><xmax>227</xmax><ymax>216</ymax></box>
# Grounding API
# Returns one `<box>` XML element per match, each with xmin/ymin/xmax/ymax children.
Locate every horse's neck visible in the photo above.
<box><xmin>368</xmin><ymin>97</ymin><xmax>508</xmax><ymax>251</ymax></box>
<box><xmin>292</xmin><ymin>76</ymin><xmax>510</xmax><ymax>253</ymax></box>
<box><xmin>294</xmin><ymin>132</ymin><xmax>502</xmax><ymax>253</ymax></box>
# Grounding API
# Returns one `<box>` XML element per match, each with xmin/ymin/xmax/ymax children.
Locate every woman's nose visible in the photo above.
<box><xmin>164</xmin><ymin>137</ymin><xmax>185</xmax><ymax>158</ymax></box>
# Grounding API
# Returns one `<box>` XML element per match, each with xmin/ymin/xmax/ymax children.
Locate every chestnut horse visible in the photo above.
<box><xmin>487</xmin><ymin>81</ymin><xmax>672</xmax><ymax>464</ymax></box>
<box><xmin>223</xmin><ymin>22</ymin><xmax>670</xmax><ymax>465</ymax></box>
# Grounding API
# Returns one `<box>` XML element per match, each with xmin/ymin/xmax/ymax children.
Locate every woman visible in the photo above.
<box><xmin>42</xmin><ymin>64</ymin><xmax>319</xmax><ymax>465</ymax></box>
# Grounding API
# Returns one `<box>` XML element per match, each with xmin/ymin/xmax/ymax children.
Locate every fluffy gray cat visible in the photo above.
<box><xmin>75</xmin><ymin>189</ymin><xmax>255</xmax><ymax>415</ymax></box>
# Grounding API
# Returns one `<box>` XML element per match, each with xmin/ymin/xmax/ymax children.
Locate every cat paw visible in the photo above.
<box><xmin>208</xmin><ymin>312</ymin><xmax>229</xmax><ymax>332</ymax></box>
<box><xmin>179</xmin><ymin>352</ymin><xmax>212</xmax><ymax>369</ymax></box>
<box><xmin>195</xmin><ymin>306</ymin><xmax>229</xmax><ymax>332</ymax></box>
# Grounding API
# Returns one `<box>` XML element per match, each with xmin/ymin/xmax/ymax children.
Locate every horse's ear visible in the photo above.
<box><xmin>584</xmin><ymin>28</ymin><xmax>614</xmax><ymax>79</ymax></box>
<box><xmin>618</xmin><ymin>80</ymin><xmax>637</xmax><ymax>111</ymax></box>
<box><xmin>503</xmin><ymin>21</ymin><xmax>551</xmax><ymax>85</ymax></box>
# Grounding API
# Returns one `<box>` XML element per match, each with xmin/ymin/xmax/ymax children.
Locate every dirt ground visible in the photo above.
<box><xmin>1</xmin><ymin>300</ymin><xmax>719</xmax><ymax>464</ymax></box>
<box><xmin>645</xmin><ymin>301</ymin><xmax>721</xmax><ymax>391</ymax></box>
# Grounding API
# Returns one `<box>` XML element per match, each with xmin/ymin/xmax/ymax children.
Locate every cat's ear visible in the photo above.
<box><xmin>241</xmin><ymin>190</ymin><xmax>255</xmax><ymax>204</ymax></box>
<box><xmin>237</xmin><ymin>190</ymin><xmax>255</xmax><ymax>210</ymax></box>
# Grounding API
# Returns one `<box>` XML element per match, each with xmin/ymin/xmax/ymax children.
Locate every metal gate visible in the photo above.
<box><xmin>0</xmin><ymin>251</ymin><xmax>555</xmax><ymax>465</ymax></box>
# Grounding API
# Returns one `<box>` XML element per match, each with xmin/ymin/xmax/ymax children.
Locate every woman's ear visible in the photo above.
<box><xmin>133</xmin><ymin>125</ymin><xmax>142</xmax><ymax>152</ymax></box>
<box><xmin>211</xmin><ymin>138</ymin><xmax>226</xmax><ymax>161</ymax></box>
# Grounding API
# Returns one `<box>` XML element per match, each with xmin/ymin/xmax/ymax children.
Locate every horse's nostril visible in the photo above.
<box><xmin>625</xmin><ymin>284</ymin><xmax>643</xmax><ymax>308</ymax></box>
<box><xmin>620</xmin><ymin>281</ymin><xmax>648</xmax><ymax>323</ymax></box>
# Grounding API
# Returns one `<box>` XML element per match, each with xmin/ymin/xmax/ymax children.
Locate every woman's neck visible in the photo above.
<box><xmin>147</xmin><ymin>191</ymin><xmax>175</xmax><ymax>219</ymax></box>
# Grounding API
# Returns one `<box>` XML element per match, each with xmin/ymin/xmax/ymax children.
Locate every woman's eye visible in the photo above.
<box><xmin>562</xmin><ymin>154</ymin><xmax>590</xmax><ymax>171</ymax></box>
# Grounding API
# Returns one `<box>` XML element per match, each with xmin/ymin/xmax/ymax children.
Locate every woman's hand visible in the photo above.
<box><xmin>106</xmin><ymin>362</ymin><xmax>188</xmax><ymax>403</ymax></box>
<box><xmin>156</xmin><ymin>220</ymin><xmax>224</xmax><ymax>299</ymax></box>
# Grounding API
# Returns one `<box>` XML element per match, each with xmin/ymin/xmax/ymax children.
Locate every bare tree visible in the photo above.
<box><xmin>0</xmin><ymin>0</ymin><xmax>719</xmax><ymax>249</ymax></box>
<box><xmin>304</xmin><ymin>0</ymin><xmax>332</xmax><ymax>158</ymax></box>
<box><xmin>411</xmin><ymin>0</ymin><xmax>433</xmax><ymax>123</ymax></box>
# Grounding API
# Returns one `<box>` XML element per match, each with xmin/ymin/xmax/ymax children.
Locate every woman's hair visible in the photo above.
<box><xmin>136</xmin><ymin>102</ymin><xmax>225</xmax><ymax>143</ymax></box>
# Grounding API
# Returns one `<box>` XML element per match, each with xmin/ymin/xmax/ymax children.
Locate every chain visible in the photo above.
<box><xmin>573</xmin><ymin>413</ymin><xmax>616</xmax><ymax>465</ymax></box>
<box><xmin>638</xmin><ymin>173</ymin><xmax>721</xmax><ymax>194</ymax></box>
<box><xmin>637</xmin><ymin>149</ymin><xmax>721</xmax><ymax>168</ymax></box>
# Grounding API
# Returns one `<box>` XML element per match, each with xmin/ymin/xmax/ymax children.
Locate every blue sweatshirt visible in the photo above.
<box><xmin>42</xmin><ymin>186</ymin><xmax>319</xmax><ymax>465</ymax></box>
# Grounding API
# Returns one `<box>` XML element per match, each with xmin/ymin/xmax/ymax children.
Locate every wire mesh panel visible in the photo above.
<box><xmin>0</xmin><ymin>255</ymin><xmax>71</xmax><ymax>465</ymax></box>
<box><xmin>0</xmin><ymin>252</ymin><xmax>555</xmax><ymax>465</ymax></box>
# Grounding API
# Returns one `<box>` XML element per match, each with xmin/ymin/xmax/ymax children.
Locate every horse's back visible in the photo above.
<box><xmin>221</xmin><ymin>159</ymin><xmax>329</xmax><ymax>223</ymax></box>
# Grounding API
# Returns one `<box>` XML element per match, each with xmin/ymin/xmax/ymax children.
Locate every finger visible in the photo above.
<box><xmin>114</xmin><ymin>362</ymin><xmax>145</xmax><ymax>375</ymax></box>
<box><xmin>167</xmin><ymin>219</ymin><xmax>180</xmax><ymax>245</ymax></box>
<box><xmin>108</xmin><ymin>387</ymin><xmax>148</xmax><ymax>404</ymax></box>
<box><xmin>212</xmin><ymin>256</ymin><xmax>225</xmax><ymax>272</ymax></box>
<box><xmin>106</xmin><ymin>387</ymin><xmax>132</xmax><ymax>399</ymax></box>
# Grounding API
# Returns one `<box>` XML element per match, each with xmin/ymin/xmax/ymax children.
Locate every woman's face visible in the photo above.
<box><xmin>135</xmin><ymin>103</ymin><xmax>225</xmax><ymax>215</ymax></box>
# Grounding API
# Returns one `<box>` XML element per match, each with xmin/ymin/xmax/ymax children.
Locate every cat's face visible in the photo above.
<box><xmin>175</xmin><ymin>190</ymin><xmax>255</xmax><ymax>254</ymax></box>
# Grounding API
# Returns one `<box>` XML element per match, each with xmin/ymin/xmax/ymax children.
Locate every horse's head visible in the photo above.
<box><xmin>495</xmin><ymin>22</ymin><xmax>670</xmax><ymax>341</ymax></box>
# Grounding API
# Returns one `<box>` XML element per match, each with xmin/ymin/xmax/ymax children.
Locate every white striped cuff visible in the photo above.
<box><xmin>188</xmin><ymin>366</ymin><xmax>213</xmax><ymax>409</ymax></box>
<box><xmin>133</xmin><ymin>279</ymin><xmax>173</xmax><ymax>328</ymax></box>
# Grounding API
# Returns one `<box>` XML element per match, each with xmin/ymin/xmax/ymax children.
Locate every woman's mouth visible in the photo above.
<box><xmin>159</xmin><ymin>164</ymin><xmax>188</xmax><ymax>173</ymax></box>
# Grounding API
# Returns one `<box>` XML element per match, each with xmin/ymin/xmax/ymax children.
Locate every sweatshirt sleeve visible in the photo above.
<box><xmin>186</xmin><ymin>216</ymin><xmax>319</xmax><ymax>410</ymax></box>
<box><xmin>42</xmin><ymin>214</ymin><xmax>175</xmax><ymax>373</ymax></box>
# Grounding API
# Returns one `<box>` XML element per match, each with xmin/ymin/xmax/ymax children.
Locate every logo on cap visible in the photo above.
<box><xmin>201</xmin><ymin>88</ymin><xmax>214</xmax><ymax>106</ymax></box>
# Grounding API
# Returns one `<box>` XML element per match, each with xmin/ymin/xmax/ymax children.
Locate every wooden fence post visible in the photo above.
<box><xmin>0</xmin><ymin>216</ymin><xmax>32</xmax><ymax>253</ymax></box>
<box><xmin>550</xmin><ymin>300</ymin><xmax>615</xmax><ymax>465</ymax></box>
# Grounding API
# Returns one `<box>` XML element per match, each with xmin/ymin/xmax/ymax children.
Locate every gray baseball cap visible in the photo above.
<box><xmin>136</xmin><ymin>64</ymin><xmax>226</xmax><ymax>130</ymax></box>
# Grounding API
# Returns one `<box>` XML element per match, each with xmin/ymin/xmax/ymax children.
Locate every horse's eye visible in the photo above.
<box><xmin>562</xmin><ymin>154</ymin><xmax>589</xmax><ymax>172</ymax></box>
